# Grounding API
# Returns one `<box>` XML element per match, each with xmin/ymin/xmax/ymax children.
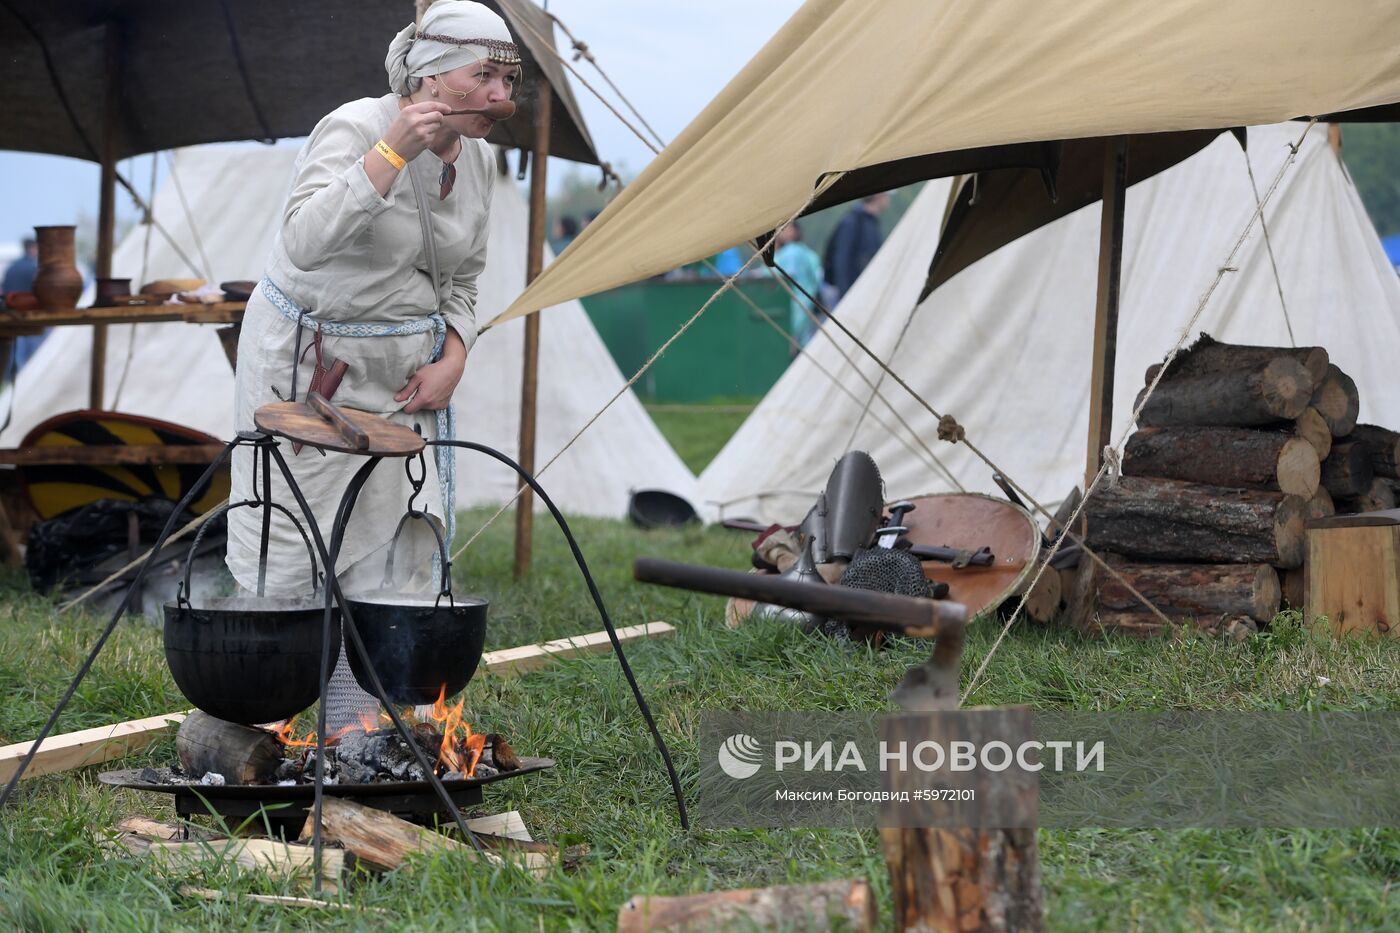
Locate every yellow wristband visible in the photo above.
<box><xmin>374</xmin><ymin>139</ymin><xmax>406</xmax><ymax>171</ymax></box>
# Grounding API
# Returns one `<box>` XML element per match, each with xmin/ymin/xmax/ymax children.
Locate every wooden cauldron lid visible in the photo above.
<box><xmin>254</xmin><ymin>401</ymin><xmax>425</xmax><ymax>457</ymax></box>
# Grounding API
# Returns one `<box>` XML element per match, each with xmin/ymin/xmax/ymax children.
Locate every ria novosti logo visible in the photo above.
<box><xmin>717</xmin><ymin>733</ymin><xmax>764</xmax><ymax>779</ymax></box>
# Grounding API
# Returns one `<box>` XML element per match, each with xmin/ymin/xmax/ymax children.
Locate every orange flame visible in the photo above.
<box><xmin>267</xmin><ymin>685</ymin><xmax>487</xmax><ymax>777</ymax></box>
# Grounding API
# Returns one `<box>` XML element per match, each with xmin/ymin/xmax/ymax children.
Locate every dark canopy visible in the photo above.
<box><xmin>0</xmin><ymin>0</ymin><xmax>598</xmax><ymax>164</ymax></box>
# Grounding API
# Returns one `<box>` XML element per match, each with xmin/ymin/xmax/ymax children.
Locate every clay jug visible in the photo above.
<box><xmin>32</xmin><ymin>225</ymin><xmax>83</xmax><ymax>311</ymax></box>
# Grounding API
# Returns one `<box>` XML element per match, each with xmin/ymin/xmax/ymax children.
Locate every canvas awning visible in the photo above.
<box><xmin>494</xmin><ymin>0</ymin><xmax>1400</xmax><ymax>324</ymax></box>
<box><xmin>0</xmin><ymin>0</ymin><xmax>598</xmax><ymax>164</ymax></box>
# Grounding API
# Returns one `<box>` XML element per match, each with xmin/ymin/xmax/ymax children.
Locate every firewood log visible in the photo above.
<box><xmin>1347</xmin><ymin>424</ymin><xmax>1400</xmax><ymax>479</ymax></box>
<box><xmin>1305</xmin><ymin>487</ymin><xmax>1336</xmax><ymax>521</ymax></box>
<box><xmin>1320</xmin><ymin>442</ymin><xmax>1373</xmax><ymax>499</ymax></box>
<box><xmin>617</xmin><ymin>879</ymin><xmax>876</xmax><ymax>932</ymax></box>
<box><xmin>1094</xmin><ymin>558</ymin><xmax>1280</xmax><ymax>622</ymax></box>
<box><xmin>999</xmin><ymin>567</ymin><xmax>1062</xmax><ymax>624</ymax></box>
<box><xmin>1135</xmin><ymin>358</ymin><xmax>1313</xmax><ymax>428</ymax></box>
<box><xmin>1280</xmin><ymin>567</ymin><xmax>1305</xmax><ymax>609</ymax></box>
<box><xmin>1335</xmin><ymin>478</ymin><xmax>1397</xmax><ymax>515</ymax></box>
<box><xmin>1289</xmin><ymin>408</ymin><xmax>1333</xmax><ymax>461</ymax></box>
<box><xmin>176</xmin><ymin>712</ymin><xmax>283</xmax><ymax>785</ymax></box>
<box><xmin>1147</xmin><ymin>339</ymin><xmax>1329</xmax><ymax>389</ymax></box>
<box><xmin>1085</xmin><ymin>611</ymin><xmax>1257</xmax><ymax>639</ymax></box>
<box><xmin>1083</xmin><ymin>476</ymin><xmax>1306</xmax><ymax>568</ymax></box>
<box><xmin>307</xmin><ymin>796</ymin><xmax>543</xmax><ymax>874</ymax></box>
<box><xmin>1123</xmin><ymin>426</ymin><xmax>1319</xmax><ymax>497</ymax></box>
<box><xmin>1310</xmin><ymin>365</ymin><xmax>1360</xmax><ymax>437</ymax></box>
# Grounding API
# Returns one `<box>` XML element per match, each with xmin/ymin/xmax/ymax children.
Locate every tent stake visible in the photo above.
<box><xmin>1085</xmin><ymin>136</ymin><xmax>1128</xmax><ymax>491</ymax></box>
<box><xmin>513</xmin><ymin>84</ymin><xmax>553</xmax><ymax>579</ymax></box>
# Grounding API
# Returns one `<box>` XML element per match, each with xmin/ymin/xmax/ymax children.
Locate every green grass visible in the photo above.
<box><xmin>644</xmin><ymin>398</ymin><xmax>756</xmax><ymax>473</ymax></box>
<box><xmin>3</xmin><ymin>513</ymin><xmax>1400</xmax><ymax>930</ymax></box>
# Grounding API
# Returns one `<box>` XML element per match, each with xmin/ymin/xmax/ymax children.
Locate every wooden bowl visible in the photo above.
<box><xmin>141</xmin><ymin>278</ymin><xmax>206</xmax><ymax>299</ymax></box>
<box><xmin>4</xmin><ymin>291</ymin><xmax>40</xmax><ymax>312</ymax></box>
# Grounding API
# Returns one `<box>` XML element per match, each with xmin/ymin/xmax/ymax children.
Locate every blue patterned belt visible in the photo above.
<box><xmin>258</xmin><ymin>277</ymin><xmax>457</xmax><ymax>548</ymax></box>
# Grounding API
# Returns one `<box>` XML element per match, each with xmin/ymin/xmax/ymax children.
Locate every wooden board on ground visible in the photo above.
<box><xmin>618</xmin><ymin>879</ymin><xmax>875</xmax><ymax>932</ymax></box>
<box><xmin>0</xmin><ymin>712</ymin><xmax>187</xmax><ymax>783</ymax></box>
<box><xmin>109</xmin><ymin>834</ymin><xmax>343</xmax><ymax>891</ymax></box>
<box><xmin>16</xmin><ymin>410</ymin><xmax>229</xmax><ymax>520</ymax></box>
<box><xmin>481</xmin><ymin>621</ymin><xmax>675</xmax><ymax>676</ymax></box>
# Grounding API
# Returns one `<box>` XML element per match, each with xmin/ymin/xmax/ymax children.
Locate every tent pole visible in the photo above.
<box><xmin>513</xmin><ymin>87</ymin><xmax>553</xmax><ymax>579</ymax></box>
<box><xmin>1084</xmin><ymin>136</ymin><xmax>1128</xmax><ymax>492</ymax></box>
<box><xmin>91</xmin><ymin>22</ymin><xmax>122</xmax><ymax>410</ymax></box>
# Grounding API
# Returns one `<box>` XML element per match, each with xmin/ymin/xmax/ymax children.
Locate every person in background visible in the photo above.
<box><xmin>2</xmin><ymin>238</ymin><xmax>49</xmax><ymax>370</ymax></box>
<box><xmin>2</xmin><ymin>238</ymin><xmax>37</xmax><ymax>295</ymax></box>
<box><xmin>822</xmin><ymin>191</ymin><xmax>889</xmax><ymax>305</ymax></box>
<box><xmin>550</xmin><ymin>214</ymin><xmax>579</xmax><ymax>254</ymax></box>
<box><xmin>772</xmin><ymin>221</ymin><xmax>823</xmax><ymax>349</ymax></box>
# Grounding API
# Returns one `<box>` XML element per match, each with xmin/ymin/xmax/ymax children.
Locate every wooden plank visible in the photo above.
<box><xmin>0</xmin><ymin>445</ymin><xmax>227</xmax><ymax>466</ymax></box>
<box><xmin>0</xmin><ymin>302</ymin><xmax>245</xmax><ymax>333</ymax></box>
<box><xmin>465</xmin><ymin>810</ymin><xmax>532</xmax><ymax>842</ymax></box>
<box><xmin>0</xmin><ymin>712</ymin><xmax>187</xmax><ymax>783</ymax></box>
<box><xmin>116</xmin><ymin>837</ymin><xmax>342</xmax><ymax>890</ymax></box>
<box><xmin>178</xmin><ymin>886</ymin><xmax>380</xmax><ymax>913</ymax></box>
<box><xmin>2</xmin><ymin>623</ymin><xmax>672</xmax><ymax>783</ymax></box>
<box><xmin>479</xmin><ymin>621</ymin><xmax>675</xmax><ymax>677</ymax></box>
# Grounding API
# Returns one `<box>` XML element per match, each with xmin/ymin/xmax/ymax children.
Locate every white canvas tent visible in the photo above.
<box><xmin>0</xmin><ymin>144</ymin><xmax>697</xmax><ymax>518</ymax></box>
<box><xmin>698</xmin><ymin>125</ymin><xmax>1400</xmax><ymax>523</ymax></box>
<box><xmin>496</xmin><ymin>0</ymin><xmax>1400</xmax><ymax>321</ymax></box>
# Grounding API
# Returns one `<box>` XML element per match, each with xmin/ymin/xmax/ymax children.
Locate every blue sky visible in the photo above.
<box><xmin>0</xmin><ymin>1</ymin><xmax>804</xmax><ymax>248</ymax></box>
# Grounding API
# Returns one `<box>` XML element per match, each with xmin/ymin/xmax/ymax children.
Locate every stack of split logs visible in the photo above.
<box><xmin>1070</xmin><ymin>336</ymin><xmax>1393</xmax><ymax>637</ymax></box>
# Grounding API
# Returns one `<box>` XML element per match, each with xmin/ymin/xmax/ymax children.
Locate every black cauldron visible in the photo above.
<box><xmin>164</xmin><ymin>597</ymin><xmax>339</xmax><ymax>725</ymax></box>
<box><xmin>163</xmin><ymin>498</ymin><xmax>333</xmax><ymax>725</ymax></box>
<box><xmin>345</xmin><ymin>593</ymin><xmax>488</xmax><ymax>705</ymax></box>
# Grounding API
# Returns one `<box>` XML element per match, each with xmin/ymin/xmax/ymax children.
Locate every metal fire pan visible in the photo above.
<box><xmin>98</xmin><ymin>756</ymin><xmax>554</xmax><ymax>799</ymax></box>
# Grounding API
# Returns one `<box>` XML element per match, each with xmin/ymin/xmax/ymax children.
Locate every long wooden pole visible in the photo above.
<box><xmin>513</xmin><ymin>88</ymin><xmax>553</xmax><ymax>579</ymax></box>
<box><xmin>1084</xmin><ymin>136</ymin><xmax>1128</xmax><ymax>491</ymax></box>
<box><xmin>91</xmin><ymin>22</ymin><xmax>122</xmax><ymax>410</ymax></box>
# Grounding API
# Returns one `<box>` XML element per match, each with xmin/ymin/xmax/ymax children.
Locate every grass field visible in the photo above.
<box><xmin>2</xmin><ymin>410</ymin><xmax>1399</xmax><ymax>929</ymax></box>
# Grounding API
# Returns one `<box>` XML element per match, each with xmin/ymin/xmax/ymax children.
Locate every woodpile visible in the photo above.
<box><xmin>1073</xmin><ymin>335</ymin><xmax>1393</xmax><ymax>634</ymax></box>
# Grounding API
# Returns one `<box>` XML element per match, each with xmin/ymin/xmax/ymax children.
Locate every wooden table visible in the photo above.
<box><xmin>0</xmin><ymin>301</ymin><xmax>245</xmax><ymax>337</ymax></box>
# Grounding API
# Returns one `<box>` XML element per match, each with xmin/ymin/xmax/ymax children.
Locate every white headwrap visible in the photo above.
<box><xmin>386</xmin><ymin>1</ymin><xmax>521</xmax><ymax>96</ymax></box>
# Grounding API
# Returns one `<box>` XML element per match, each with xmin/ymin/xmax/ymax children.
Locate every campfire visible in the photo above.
<box><xmin>264</xmin><ymin>685</ymin><xmax>519</xmax><ymax>785</ymax></box>
<box><xmin>150</xmin><ymin>688</ymin><xmax>522</xmax><ymax>789</ymax></box>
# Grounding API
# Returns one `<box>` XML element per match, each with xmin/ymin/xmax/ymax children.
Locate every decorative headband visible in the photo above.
<box><xmin>416</xmin><ymin>33</ymin><xmax>522</xmax><ymax>64</ymax></box>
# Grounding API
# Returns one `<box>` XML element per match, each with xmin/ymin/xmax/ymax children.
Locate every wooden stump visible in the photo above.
<box><xmin>1321</xmin><ymin>442</ymin><xmax>1374</xmax><ymax>499</ymax></box>
<box><xmin>1149</xmin><ymin>339</ymin><xmax>1329</xmax><ymax>389</ymax></box>
<box><xmin>176</xmin><ymin>712</ymin><xmax>283</xmax><ymax>785</ymax></box>
<box><xmin>1135</xmin><ymin>358</ymin><xmax>1313</xmax><ymax>428</ymax></box>
<box><xmin>1083</xmin><ymin>476</ymin><xmax>1306</xmax><ymax>568</ymax></box>
<box><xmin>1348</xmin><ymin>424</ymin><xmax>1400</xmax><ymax>479</ymax></box>
<box><xmin>880</xmin><ymin>710</ymin><xmax>1042</xmax><ymax>932</ymax></box>
<box><xmin>617</xmin><ymin>880</ymin><xmax>876</xmax><ymax>932</ymax></box>
<box><xmin>1310</xmin><ymin>365</ymin><xmax>1360</xmax><ymax>437</ymax></box>
<box><xmin>1123</xmin><ymin>426</ymin><xmax>1319</xmax><ymax>497</ymax></box>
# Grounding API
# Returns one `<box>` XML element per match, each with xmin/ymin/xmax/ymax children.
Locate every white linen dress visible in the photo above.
<box><xmin>226</xmin><ymin>94</ymin><xmax>495</xmax><ymax>598</ymax></box>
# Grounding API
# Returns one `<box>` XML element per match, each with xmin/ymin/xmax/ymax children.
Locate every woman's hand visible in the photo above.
<box><xmin>396</xmin><ymin>329</ymin><xmax>467</xmax><ymax>413</ymax></box>
<box><xmin>382</xmin><ymin>100</ymin><xmax>454</xmax><ymax>163</ymax></box>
